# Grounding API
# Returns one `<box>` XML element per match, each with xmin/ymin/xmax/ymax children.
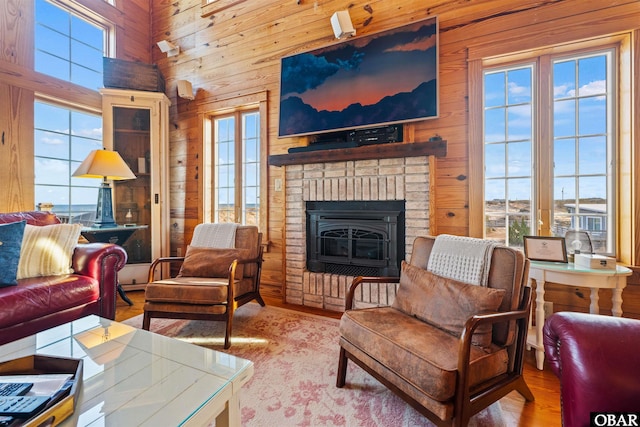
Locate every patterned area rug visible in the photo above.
<box><xmin>123</xmin><ymin>303</ymin><xmax>507</xmax><ymax>427</ymax></box>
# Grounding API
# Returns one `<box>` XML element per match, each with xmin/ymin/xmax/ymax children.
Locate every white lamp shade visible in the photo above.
<box><xmin>72</xmin><ymin>149</ymin><xmax>136</xmax><ymax>180</ymax></box>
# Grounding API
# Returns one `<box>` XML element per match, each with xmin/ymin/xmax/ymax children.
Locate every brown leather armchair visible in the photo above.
<box><xmin>142</xmin><ymin>224</ymin><xmax>264</xmax><ymax>348</ymax></box>
<box><xmin>337</xmin><ymin>235</ymin><xmax>534</xmax><ymax>426</ymax></box>
<box><xmin>543</xmin><ymin>312</ymin><xmax>640</xmax><ymax>427</ymax></box>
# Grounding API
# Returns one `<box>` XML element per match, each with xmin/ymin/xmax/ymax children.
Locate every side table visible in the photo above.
<box><xmin>526</xmin><ymin>260</ymin><xmax>632</xmax><ymax>370</ymax></box>
<box><xmin>81</xmin><ymin>225</ymin><xmax>148</xmax><ymax>306</ymax></box>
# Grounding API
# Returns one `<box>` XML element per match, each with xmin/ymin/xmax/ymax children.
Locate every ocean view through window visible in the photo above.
<box><xmin>34</xmin><ymin>102</ymin><xmax>102</xmax><ymax>225</ymax></box>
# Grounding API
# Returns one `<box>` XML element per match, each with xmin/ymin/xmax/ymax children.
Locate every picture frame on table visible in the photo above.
<box><xmin>523</xmin><ymin>236</ymin><xmax>568</xmax><ymax>263</ymax></box>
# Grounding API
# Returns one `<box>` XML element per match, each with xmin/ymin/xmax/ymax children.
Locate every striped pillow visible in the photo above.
<box><xmin>17</xmin><ymin>223</ymin><xmax>82</xmax><ymax>279</ymax></box>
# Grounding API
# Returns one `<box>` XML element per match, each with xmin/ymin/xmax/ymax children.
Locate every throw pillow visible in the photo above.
<box><xmin>392</xmin><ymin>261</ymin><xmax>506</xmax><ymax>349</ymax></box>
<box><xmin>0</xmin><ymin>220</ymin><xmax>27</xmax><ymax>286</ymax></box>
<box><xmin>17</xmin><ymin>223</ymin><xmax>82</xmax><ymax>279</ymax></box>
<box><xmin>177</xmin><ymin>246</ymin><xmax>251</xmax><ymax>279</ymax></box>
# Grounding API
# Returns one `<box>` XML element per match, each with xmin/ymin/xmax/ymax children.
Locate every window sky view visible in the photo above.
<box><xmin>484</xmin><ymin>52</ymin><xmax>610</xmax><ymax>202</ymax></box>
<box><xmin>483</xmin><ymin>50</ymin><xmax>613</xmax><ymax>250</ymax></box>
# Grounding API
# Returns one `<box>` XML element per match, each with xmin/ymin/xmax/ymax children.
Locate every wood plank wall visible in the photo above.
<box><xmin>0</xmin><ymin>0</ymin><xmax>35</xmax><ymax>212</ymax></box>
<box><xmin>151</xmin><ymin>0</ymin><xmax>640</xmax><ymax>315</ymax></box>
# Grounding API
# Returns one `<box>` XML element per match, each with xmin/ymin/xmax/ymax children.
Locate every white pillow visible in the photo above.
<box><xmin>17</xmin><ymin>223</ymin><xmax>82</xmax><ymax>279</ymax></box>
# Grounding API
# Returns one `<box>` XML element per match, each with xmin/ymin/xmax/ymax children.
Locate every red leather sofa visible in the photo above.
<box><xmin>543</xmin><ymin>311</ymin><xmax>640</xmax><ymax>427</ymax></box>
<box><xmin>0</xmin><ymin>211</ymin><xmax>127</xmax><ymax>345</ymax></box>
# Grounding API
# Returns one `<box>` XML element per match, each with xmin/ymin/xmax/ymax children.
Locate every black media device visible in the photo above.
<box><xmin>348</xmin><ymin>124</ymin><xmax>403</xmax><ymax>145</ymax></box>
<box><xmin>287</xmin><ymin>125</ymin><xmax>403</xmax><ymax>154</ymax></box>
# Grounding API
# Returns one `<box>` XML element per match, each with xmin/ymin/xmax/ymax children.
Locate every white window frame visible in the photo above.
<box><xmin>201</xmin><ymin>92</ymin><xmax>268</xmax><ymax>240</ymax></box>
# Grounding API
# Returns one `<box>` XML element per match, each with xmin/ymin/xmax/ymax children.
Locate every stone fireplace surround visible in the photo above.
<box><xmin>284</xmin><ymin>156</ymin><xmax>430</xmax><ymax>312</ymax></box>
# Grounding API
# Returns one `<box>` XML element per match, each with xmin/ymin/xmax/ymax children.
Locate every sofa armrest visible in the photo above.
<box><xmin>72</xmin><ymin>243</ymin><xmax>128</xmax><ymax>320</ymax></box>
<box><xmin>543</xmin><ymin>312</ymin><xmax>640</xmax><ymax>427</ymax></box>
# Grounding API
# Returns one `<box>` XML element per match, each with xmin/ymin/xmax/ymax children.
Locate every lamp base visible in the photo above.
<box><xmin>92</xmin><ymin>182</ymin><xmax>117</xmax><ymax>229</ymax></box>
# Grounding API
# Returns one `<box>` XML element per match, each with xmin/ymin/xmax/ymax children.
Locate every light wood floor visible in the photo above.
<box><xmin>116</xmin><ymin>290</ymin><xmax>562</xmax><ymax>426</ymax></box>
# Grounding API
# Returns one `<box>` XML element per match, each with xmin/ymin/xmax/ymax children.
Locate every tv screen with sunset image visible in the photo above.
<box><xmin>278</xmin><ymin>17</ymin><xmax>438</xmax><ymax>138</ymax></box>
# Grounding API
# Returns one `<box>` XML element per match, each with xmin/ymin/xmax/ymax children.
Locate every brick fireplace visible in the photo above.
<box><xmin>284</xmin><ymin>156</ymin><xmax>430</xmax><ymax>312</ymax></box>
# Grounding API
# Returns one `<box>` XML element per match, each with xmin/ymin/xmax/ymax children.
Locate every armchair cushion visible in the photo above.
<box><xmin>392</xmin><ymin>261</ymin><xmax>506</xmax><ymax>348</ymax></box>
<box><xmin>0</xmin><ymin>220</ymin><xmax>26</xmax><ymax>286</ymax></box>
<box><xmin>177</xmin><ymin>246</ymin><xmax>251</xmax><ymax>279</ymax></box>
<box><xmin>146</xmin><ymin>277</ymin><xmax>230</xmax><ymax>305</ymax></box>
<box><xmin>17</xmin><ymin>223</ymin><xmax>82</xmax><ymax>279</ymax></box>
<box><xmin>339</xmin><ymin>306</ymin><xmax>509</xmax><ymax>404</ymax></box>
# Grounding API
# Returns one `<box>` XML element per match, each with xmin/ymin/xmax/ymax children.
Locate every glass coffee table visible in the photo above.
<box><xmin>0</xmin><ymin>315</ymin><xmax>253</xmax><ymax>426</ymax></box>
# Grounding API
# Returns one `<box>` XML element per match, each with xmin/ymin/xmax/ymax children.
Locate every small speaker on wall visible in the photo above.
<box><xmin>330</xmin><ymin>10</ymin><xmax>355</xmax><ymax>39</ymax></box>
<box><xmin>177</xmin><ymin>80</ymin><xmax>194</xmax><ymax>100</ymax></box>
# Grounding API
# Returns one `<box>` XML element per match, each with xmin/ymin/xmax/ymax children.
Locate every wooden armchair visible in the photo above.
<box><xmin>337</xmin><ymin>235</ymin><xmax>534</xmax><ymax>426</ymax></box>
<box><xmin>142</xmin><ymin>224</ymin><xmax>264</xmax><ymax>348</ymax></box>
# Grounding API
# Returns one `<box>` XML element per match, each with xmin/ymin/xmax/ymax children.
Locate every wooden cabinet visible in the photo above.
<box><xmin>100</xmin><ymin>88</ymin><xmax>171</xmax><ymax>288</ymax></box>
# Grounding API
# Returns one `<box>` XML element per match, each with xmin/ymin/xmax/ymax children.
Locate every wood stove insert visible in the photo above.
<box><xmin>306</xmin><ymin>200</ymin><xmax>405</xmax><ymax>277</ymax></box>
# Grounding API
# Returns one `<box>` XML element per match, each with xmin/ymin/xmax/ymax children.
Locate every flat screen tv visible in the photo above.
<box><xmin>278</xmin><ymin>16</ymin><xmax>438</xmax><ymax>138</ymax></box>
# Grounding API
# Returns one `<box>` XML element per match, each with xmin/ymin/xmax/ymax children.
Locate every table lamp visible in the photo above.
<box><xmin>72</xmin><ymin>149</ymin><xmax>136</xmax><ymax>228</ymax></box>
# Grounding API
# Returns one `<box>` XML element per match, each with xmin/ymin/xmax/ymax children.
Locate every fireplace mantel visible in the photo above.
<box><xmin>268</xmin><ymin>140</ymin><xmax>446</xmax><ymax>167</ymax></box>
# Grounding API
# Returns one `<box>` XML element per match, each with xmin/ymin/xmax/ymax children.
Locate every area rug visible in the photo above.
<box><xmin>123</xmin><ymin>303</ymin><xmax>507</xmax><ymax>426</ymax></box>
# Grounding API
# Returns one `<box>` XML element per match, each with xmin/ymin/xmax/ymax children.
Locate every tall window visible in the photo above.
<box><xmin>34</xmin><ymin>102</ymin><xmax>102</xmax><ymax>224</ymax></box>
<box><xmin>35</xmin><ymin>0</ymin><xmax>106</xmax><ymax>90</ymax></box>
<box><xmin>33</xmin><ymin>0</ymin><xmax>110</xmax><ymax>222</ymax></box>
<box><xmin>213</xmin><ymin>111</ymin><xmax>261</xmax><ymax>226</ymax></box>
<box><xmin>482</xmin><ymin>48</ymin><xmax>616</xmax><ymax>254</ymax></box>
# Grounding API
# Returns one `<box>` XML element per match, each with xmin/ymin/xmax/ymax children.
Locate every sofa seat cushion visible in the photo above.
<box><xmin>146</xmin><ymin>277</ymin><xmax>256</xmax><ymax>305</ymax></box>
<box><xmin>339</xmin><ymin>306</ymin><xmax>509</xmax><ymax>402</ymax></box>
<box><xmin>0</xmin><ymin>274</ymin><xmax>99</xmax><ymax>329</ymax></box>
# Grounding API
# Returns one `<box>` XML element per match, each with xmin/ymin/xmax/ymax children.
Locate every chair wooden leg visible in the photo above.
<box><xmin>336</xmin><ymin>347</ymin><xmax>348</xmax><ymax>387</ymax></box>
<box><xmin>513</xmin><ymin>376</ymin><xmax>535</xmax><ymax>401</ymax></box>
<box><xmin>142</xmin><ymin>312</ymin><xmax>151</xmax><ymax>330</ymax></box>
<box><xmin>255</xmin><ymin>293</ymin><xmax>266</xmax><ymax>307</ymax></box>
<box><xmin>224</xmin><ymin>316</ymin><xmax>233</xmax><ymax>349</ymax></box>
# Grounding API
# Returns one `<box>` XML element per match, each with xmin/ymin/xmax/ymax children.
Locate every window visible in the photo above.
<box><xmin>481</xmin><ymin>47</ymin><xmax>616</xmax><ymax>255</ymax></box>
<box><xmin>35</xmin><ymin>0</ymin><xmax>107</xmax><ymax>90</ymax></box>
<box><xmin>34</xmin><ymin>102</ymin><xmax>102</xmax><ymax>224</ymax></box>
<box><xmin>483</xmin><ymin>65</ymin><xmax>534</xmax><ymax>248</ymax></box>
<box><xmin>33</xmin><ymin>0</ymin><xmax>112</xmax><ymax>222</ymax></box>
<box><xmin>202</xmin><ymin>92</ymin><xmax>268</xmax><ymax>239</ymax></box>
<box><xmin>213</xmin><ymin>111</ymin><xmax>261</xmax><ymax>226</ymax></box>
